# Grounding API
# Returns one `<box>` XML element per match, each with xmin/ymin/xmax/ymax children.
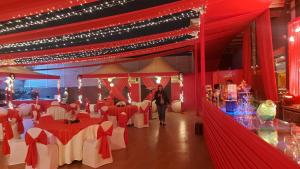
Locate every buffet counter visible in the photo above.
<box><xmin>202</xmin><ymin>100</ymin><xmax>299</xmax><ymax>169</ymax></box>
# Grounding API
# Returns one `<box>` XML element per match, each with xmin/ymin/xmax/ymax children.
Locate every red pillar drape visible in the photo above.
<box><xmin>200</xmin><ymin>14</ymin><xmax>206</xmax><ymax>110</ymax></box>
<box><xmin>171</xmin><ymin>83</ymin><xmax>180</xmax><ymax>100</ymax></box>
<box><xmin>256</xmin><ymin>10</ymin><xmax>278</xmax><ymax>101</ymax></box>
<box><xmin>242</xmin><ymin>26</ymin><xmax>253</xmax><ymax>86</ymax></box>
<box><xmin>194</xmin><ymin>43</ymin><xmax>199</xmax><ymax>114</ymax></box>
<box><xmin>131</xmin><ymin>83</ymin><xmax>140</xmax><ymax>102</ymax></box>
<box><xmin>288</xmin><ymin>19</ymin><xmax>300</xmax><ymax>96</ymax></box>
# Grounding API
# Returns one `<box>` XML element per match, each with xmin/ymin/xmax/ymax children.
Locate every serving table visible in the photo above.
<box><xmin>36</xmin><ymin>118</ymin><xmax>103</xmax><ymax>165</ymax></box>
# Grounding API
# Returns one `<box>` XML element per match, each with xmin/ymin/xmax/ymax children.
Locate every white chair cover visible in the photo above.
<box><xmin>171</xmin><ymin>100</ymin><xmax>182</xmax><ymax>113</ymax></box>
<box><xmin>109</xmin><ymin>112</ymin><xmax>127</xmax><ymax>150</ymax></box>
<box><xmin>25</xmin><ymin>128</ymin><xmax>58</xmax><ymax>169</ymax></box>
<box><xmin>83</xmin><ymin>121</ymin><xmax>113</xmax><ymax>168</ymax></box>
<box><xmin>46</xmin><ymin>106</ymin><xmax>67</xmax><ymax>120</ymax></box>
<box><xmin>7</xmin><ymin>138</ymin><xmax>27</xmax><ymax>165</ymax></box>
<box><xmin>50</xmin><ymin>101</ymin><xmax>60</xmax><ymax>106</ymax></box>
<box><xmin>16</xmin><ymin>103</ymin><xmax>33</xmax><ymax>117</ymax></box>
<box><xmin>133</xmin><ymin>101</ymin><xmax>150</xmax><ymax>128</ymax></box>
<box><xmin>108</xmin><ymin>115</ymin><xmax>118</xmax><ymax>128</ymax></box>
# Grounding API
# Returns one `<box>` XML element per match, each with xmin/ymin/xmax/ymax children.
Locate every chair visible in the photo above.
<box><xmin>8</xmin><ymin>109</ymin><xmax>24</xmax><ymax>139</ymax></box>
<box><xmin>46</xmin><ymin>106</ymin><xmax>67</xmax><ymax>120</ymax></box>
<box><xmin>0</xmin><ymin>107</ymin><xmax>8</xmax><ymax>140</ymax></box>
<box><xmin>83</xmin><ymin>121</ymin><xmax>113</xmax><ymax>168</ymax></box>
<box><xmin>108</xmin><ymin>115</ymin><xmax>118</xmax><ymax>128</ymax></box>
<box><xmin>50</xmin><ymin>101</ymin><xmax>60</xmax><ymax>106</ymax></box>
<box><xmin>25</xmin><ymin>128</ymin><xmax>58</xmax><ymax>169</ymax></box>
<box><xmin>133</xmin><ymin>101</ymin><xmax>150</xmax><ymax>128</ymax></box>
<box><xmin>110</xmin><ymin>112</ymin><xmax>127</xmax><ymax>150</ymax></box>
<box><xmin>2</xmin><ymin>121</ymin><xmax>27</xmax><ymax>166</ymax></box>
<box><xmin>171</xmin><ymin>100</ymin><xmax>182</xmax><ymax>113</ymax></box>
<box><xmin>17</xmin><ymin>103</ymin><xmax>33</xmax><ymax>117</ymax></box>
<box><xmin>31</xmin><ymin>104</ymin><xmax>41</xmax><ymax>121</ymax></box>
<box><xmin>101</xmin><ymin>106</ymin><xmax>109</xmax><ymax>121</ymax></box>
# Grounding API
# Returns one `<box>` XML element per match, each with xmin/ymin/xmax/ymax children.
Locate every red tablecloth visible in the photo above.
<box><xmin>12</xmin><ymin>99</ymin><xmax>56</xmax><ymax>112</ymax></box>
<box><xmin>107</xmin><ymin>105</ymin><xmax>138</xmax><ymax>118</ymax></box>
<box><xmin>36</xmin><ymin>118</ymin><xmax>103</xmax><ymax>145</ymax></box>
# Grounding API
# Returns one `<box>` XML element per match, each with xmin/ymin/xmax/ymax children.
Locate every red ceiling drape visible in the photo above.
<box><xmin>102</xmin><ymin>79</ymin><xmax>128</xmax><ymax>102</ymax></box>
<box><xmin>256</xmin><ymin>10</ymin><xmax>278</xmax><ymax>101</ymax></box>
<box><xmin>288</xmin><ymin>18</ymin><xmax>300</xmax><ymax>96</ymax></box>
<box><xmin>242</xmin><ymin>26</ymin><xmax>253</xmax><ymax>86</ymax></box>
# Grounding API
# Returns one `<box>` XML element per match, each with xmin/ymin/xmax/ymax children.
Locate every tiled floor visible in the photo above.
<box><xmin>0</xmin><ymin>112</ymin><xmax>213</xmax><ymax>169</ymax></box>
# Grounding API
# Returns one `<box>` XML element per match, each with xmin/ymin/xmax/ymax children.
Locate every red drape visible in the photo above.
<box><xmin>202</xmin><ymin>100</ymin><xmax>299</xmax><ymax>169</ymax></box>
<box><xmin>242</xmin><ymin>26</ymin><xmax>253</xmax><ymax>86</ymax></box>
<box><xmin>256</xmin><ymin>10</ymin><xmax>278</xmax><ymax>101</ymax></box>
<box><xmin>200</xmin><ymin>14</ymin><xmax>206</xmax><ymax>99</ymax></box>
<box><xmin>130</xmin><ymin>83</ymin><xmax>140</xmax><ymax>102</ymax></box>
<box><xmin>171</xmin><ymin>83</ymin><xmax>180</xmax><ymax>100</ymax></box>
<box><xmin>288</xmin><ymin>18</ymin><xmax>300</xmax><ymax>96</ymax></box>
<box><xmin>102</xmin><ymin>79</ymin><xmax>128</xmax><ymax>102</ymax></box>
<box><xmin>142</xmin><ymin>77</ymin><xmax>170</xmax><ymax>100</ymax></box>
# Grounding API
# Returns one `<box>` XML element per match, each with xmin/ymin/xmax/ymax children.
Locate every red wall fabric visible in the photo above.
<box><xmin>256</xmin><ymin>10</ymin><xmax>278</xmax><ymax>101</ymax></box>
<box><xmin>130</xmin><ymin>83</ymin><xmax>140</xmax><ymax>102</ymax></box>
<box><xmin>182</xmin><ymin>73</ymin><xmax>195</xmax><ymax>111</ymax></box>
<box><xmin>288</xmin><ymin>18</ymin><xmax>300</xmax><ymax>96</ymax></box>
<box><xmin>242</xmin><ymin>26</ymin><xmax>253</xmax><ymax>86</ymax></box>
<box><xmin>171</xmin><ymin>83</ymin><xmax>180</xmax><ymax>101</ymax></box>
<box><xmin>211</xmin><ymin>69</ymin><xmax>244</xmax><ymax>86</ymax></box>
<box><xmin>202</xmin><ymin>100</ymin><xmax>299</xmax><ymax>169</ymax></box>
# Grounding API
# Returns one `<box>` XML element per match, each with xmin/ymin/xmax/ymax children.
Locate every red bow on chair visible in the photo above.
<box><xmin>97</xmin><ymin>125</ymin><xmax>113</xmax><ymax>159</ymax></box>
<box><xmin>118</xmin><ymin>114</ymin><xmax>128</xmax><ymax>145</ymax></box>
<box><xmin>140</xmin><ymin>105</ymin><xmax>150</xmax><ymax>125</ymax></box>
<box><xmin>8</xmin><ymin>109</ymin><xmax>24</xmax><ymax>134</ymax></box>
<box><xmin>102</xmin><ymin>110</ymin><xmax>109</xmax><ymax>121</ymax></box>
<box><xmin>25</xmin><ymin>131</ymin><xmax>48</xmax><ymax>168</ymax></box>
<box><xmin>2</xmin><ymin>121</ymin><xmax>13</xmax><ymax>155</ymax></box>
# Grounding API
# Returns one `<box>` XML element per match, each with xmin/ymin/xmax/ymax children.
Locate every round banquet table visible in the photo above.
<box><xmin>107</xmin><ymin>105</ymin><xmax>138</xmax><ymax>118</ymax></box>
<box><xmin>36</xmin><ymin>118</ymin><xmax>103</xmax><ymax>165</ymax></box>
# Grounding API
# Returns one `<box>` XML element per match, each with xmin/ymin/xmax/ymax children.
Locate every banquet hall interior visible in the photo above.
<box><xmin>2</xmin><ymin>0</ymin><xmax>300</xmax><ymax>169</ymax></box>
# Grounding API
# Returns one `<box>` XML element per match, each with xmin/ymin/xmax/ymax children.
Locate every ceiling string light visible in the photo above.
<box><xmin>0</xmin><ymin>10</ymin><xmax>198</xmax><ymax>54</ymax></box>
<box><xmin>0</xmin><ymin>0</ymin><xmax>136</xmax><ymax>35</ymax></box>
<box><xmin>14</xmin><ymin>34</ymin><xmax>194</xmax><ymax>64</ymax></box>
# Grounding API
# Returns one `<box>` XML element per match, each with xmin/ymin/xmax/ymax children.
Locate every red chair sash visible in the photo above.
<box><xmin>118</xmin><ymin>114</ymin><xmax>128</xmax><ymax>145</ymax></box>
<box><xmin>140</xmin><ymin>105</ymin><xmax>150</xmax><ymax>125</ymax></box>
<box><xmin>97</xmin><ymin>124</ymin><xmax>113</xmax><ymax>159</ymax></box>
<box><xmin>31</xmin><ymin>105</ymin><xmax>41</xmax><ymax>120</ymax></box>
<box><xmin>102</xmin><ymin>110</ymin><xmax>109</xmax><ymax>121</ymax></box>
<box><xmin>25</xmin><ymin>130</ymin><xmax>48</xmax><ymax>168</ymax></box>
<box><xmin>85</xmin><ymin>103</ymin><xmax>90</xmax><ymax>113</ymax></box>
<box><xmin>2</xmin><ymin>121</ymin><xmax>13</xmax><ymax>155</ymax></box>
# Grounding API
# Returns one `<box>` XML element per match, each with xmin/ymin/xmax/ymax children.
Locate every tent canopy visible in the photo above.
<box><xmin>0</xmin><ymin>66</ymin><xmax>60</xmax><ymax>79</ymax></box>
<box><xmin>81</xmin><ymin>64</ymin><xmax>129</xmax><ymax>78</ymax></box>
<box><xmin>131</xmin><ymin>57</ymin><xmax>179</xmax><ymax>77</ymax></box>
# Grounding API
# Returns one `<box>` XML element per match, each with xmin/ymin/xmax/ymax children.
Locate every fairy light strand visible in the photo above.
<box><xmin>14</xmin><ymin>34</ymin><xmax>194</xmax><ymax>64</ymax></box>
<box><xmin>0</xmin><ymin>10</ymin><xmax>198</xmax><ymax>54</ymax></box>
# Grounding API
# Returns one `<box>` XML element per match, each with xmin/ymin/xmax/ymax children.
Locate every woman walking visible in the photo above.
<box><xmin>154</xmin><ymin>85</ymin><xmax>170</xmax><ymax>126</ymax></box>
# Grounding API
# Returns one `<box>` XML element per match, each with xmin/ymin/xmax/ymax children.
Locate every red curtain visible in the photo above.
<box><xmin>256</xmin><ymin>10</ymin><xmax>278</xmax><ymax>101</ymax></box>
<box><xmin>130</xmin><ymin>83</ymin><xmax>140</xmax><ymax>102</ymax></box>
<box><xmin>141</xmin><ymin>77</ymin><xmax>170</xmax><ymax>100</ymax></box>
<box><xmin>202</xmin><ymin>100</ymin><xmax>299</xmax><ymax>169</ymax></box>
<box><xmin>171</xmin><ymin>83</ymin><xmax>180</xmax><ymax>100</ymax></box>
<box><xmin>101</xmin><ymin>79</ymin><xmax>128</xmax><ymax>102</ymax></box>
<box><xmin>242</xmin><ymin>26</ymin><xmax>253</xmax><ymax>86</ymax></box>
<box><xmin>288</xmin><ymin>18</ymin><xmax>300</xmax><ymax>96</ymax></box>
